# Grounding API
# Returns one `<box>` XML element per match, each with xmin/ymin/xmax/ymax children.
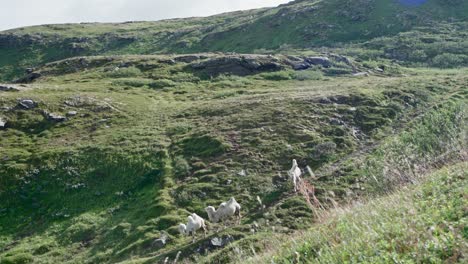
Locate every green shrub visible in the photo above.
<box><xmin>362</xmin><ymin>102</ymin><xmax>466</xmax><ymax>192</ymax></box>
<box><xmin>0</xmin><ymin>253</ymin><xmax>33</xmax><ymax>264</ymax></box>
<box><xmin>431</xmin><ymin>53</ymin><xmax>467</xmax><ymax>68</ymax></box>
<box><xmin>173</xmin><ymin>156</ymin><xmax>191</xmax><ymax>179</ymax></box>
<box><xmin>112</xmin><ymin>78</ymin><xmax>152</xmax><ymax>87</ymax></box>
<box><xmin>179</xmin><ymin>135</ymin><xmax>229</xmax><ymax>158</ymax></box>
<box><xmin>65</xmin><ymin>213</ymin><xmax>104</xmax><ymax>243</ymax></box>
<box><xmin>259</xmin><ymin>71</ymin><xmax>293</xmax><ymax>81</ymax></box>
<box><xmin>106</xmin><ymin>66</ymin><xmax>142</xmax><ymax>78</ymax></box>
<box><xmin>293</xmin><ymin>70</ymin><xmax>323</xmax><ymax>81</ymax></box>
<box><xmin>148</xmin><ymin>79</ymin><xmax>177</xmax><ymax>89</ymax></box>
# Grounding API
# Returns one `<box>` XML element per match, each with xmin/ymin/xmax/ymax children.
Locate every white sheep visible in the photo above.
<box><xmin>178</xmin><ymin>213</ymin><xmax>207</xmax><ymax>242</ymax></box>
<box><xmin>205</xmin><ymin>197</ymin><xmax>241</xmax><ymax>226</ymax></box>
<box><xmin>288</xmin><ymin>159</ymin><xmax>302</xmax><ymax>192</ymax></box>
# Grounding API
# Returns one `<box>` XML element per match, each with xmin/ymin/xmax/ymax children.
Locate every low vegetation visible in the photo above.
<box><xmin>0</xmin><ymin>0</ymin><xmax>467</xmax><ymax>263</ymax></box>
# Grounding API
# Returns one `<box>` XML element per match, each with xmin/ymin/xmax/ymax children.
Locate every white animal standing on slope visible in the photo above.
<box><xmin>289</xmin><ymin>159</ymin><xmax>302</xmax><ymax>192</ymax></box>
<box><xmin>205</xmin><ymin>197</ymin><xmax>242</xmax><ymax>226</ymax></box>
<box><xmin>178</xmin><ymin>213</ymin><xmax>207</xmax><ymax>242</ymax></box>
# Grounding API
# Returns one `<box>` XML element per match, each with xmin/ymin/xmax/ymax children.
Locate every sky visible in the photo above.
<box><xmin>0</xmin><ymin>0</ymin><xmax>291</xmax><ymax>31</ymax></box>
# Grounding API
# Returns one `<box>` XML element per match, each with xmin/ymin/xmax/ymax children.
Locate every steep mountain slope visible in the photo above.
<box><xmin>1</xmin><ymin>0</ymin><xmax>468</xmax><ymax>81</ymax></box>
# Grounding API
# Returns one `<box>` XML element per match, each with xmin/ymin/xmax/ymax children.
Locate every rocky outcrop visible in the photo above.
<box><xmin>0</xmin><ymin>84</ymin><xmax>20</xmax><ymax>92</ymax></box>
<box><xmin>174</xmin><ymin>55</ymin><xmax>208</xmax><ymax>63</ymax></box>
<box><xmin>18</xmin><ymin>99</ymin><xmax>37</xmax><ymax>109</ymax></box>
<box><xmin>190</xmin><ymin>55</ymin><xmax>284</xmax><ymax>76</ymax></box>
<box><xmin>305</xmin><ymin>56</ymin><xmax>332</xmax><ymax>67</ymax></box>
<box><xmin>15</xmin><ymin>72</ymin><xmax>42</xmax><ymax>83</ymax></box>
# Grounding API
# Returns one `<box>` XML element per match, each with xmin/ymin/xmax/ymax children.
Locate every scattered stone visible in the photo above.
<box><xmin>0</xmin><ymin>117</ymin><xmax>6</xmax><ymax>129</ymax></box>
<box><xmin>319</xmin><ymin>97</ymin><xmax>333</xmax><ymax>104</ymax></box>
<box><xmin>18</xmin><ymin>99</ymin><xmax>37</xmax><ymax>109</ymax></box>
<box><xmin>152</xmin><ymin>233</ymin><xmax>169</xmax><ymax>249</ymax></box>
<box><xmin>237</xmin><ymin>169</ymin><xmax>247</xmax><ymax>177</ymax></box>
<box><xmin>66</xmin><ymin>111</ymin><xmax>78</xmax><ymax>117</ymax></box>
<box><xmin>0</xmin><ymin>84</ymin><xmax>20</xmax><ymax>92</ymax></box>
<box><xmin>43</xmin><ymin>111</ymin><xmax>67</xmax><ymax>122</ymax></box>
<box><xmin>330</xmin><ymin>118</ymin><xmax>344</xmax><ymax>125</ymax></box>
<box><xmin>211</xmin><ymin>237</ymin><xmax>223</xmax><ymax>247</ymax></box>
<box><xmin>210</xmin><ymin>235</ymin><xmax>234</xmax><ymax>247</ymax></box>
<box><xmin>353</xmin><ymin>72</ymin><xmax>369</xmax><ymax>77</ymax></box>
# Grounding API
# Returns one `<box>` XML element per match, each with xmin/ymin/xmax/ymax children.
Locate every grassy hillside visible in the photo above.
<box><xmin>0</xmin><ymin>52</ymin><xmax>466</xmax><ymax>262</ymax></box>
<box><xmin>245</xmin><ymin>162</ymin><xmax>468</xmax><ymax>263</ymax></box>
<box><xmin>1</xmin><ymin>0</ymin><xmax>468</xmax><ymax>81</ymax></box>
<box><xmin>0</xmin><ymin>0</ymin><xmax>467</xmax><ymax>263</ymax></box>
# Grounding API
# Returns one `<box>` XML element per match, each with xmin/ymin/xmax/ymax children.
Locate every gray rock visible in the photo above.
<box><xmin>210</xmin><ymin>235</ymin><xmax>234</xmax><ymax>247</ymax></box>
<box><xmin>0</xmin><ymin>117</ymin><xmax>6</xmax><ymax>129</ymax></box>
<box><xmin>191</xmin><ymin>55</ymin><xmax>284</xmax><ymax>76</ymax></box>
<box><xmin>237</xmin><ymin>169</ymin><xmax>247</xmax><ymax>177</ymax></box>
<box><xmin>66</xmin><ymin>111</ymin><xmax>78</xmax><ymax>117</ymax></box>
<box><xmin>18</xmin><ymin>99</ymin><xmax>37</xmax><ymax>109</ymax></box>
<box><xmin>44</xmin><ymin>111</ymin><xmax>67</xmax><ymax>122</ymax></box>
<box><xmin>0</xmin><ymin>84</ymin><xmax>20</xmax><ymax>92</ymax></box>
<box><xmin>330</xmin><ymin>118</ymin><xmax>344</xmax><ymax>126</ymax></box>
<box><xmin>211</xmin><ymin>237</ymin><xmax>223</xmax><ymax>247</ymax></box>
<box><xmin>15</xmin><ymin>72</ymin><xmax>41</xmax><ymax>83</ymax></box>
<box><xmin>305</xmin><ymin>57</ymin><xmax>331</xmax><ymax>67</ymax></box>
<box><xmin>174</xmin><ymin>55</ymin><xmax>202</xmax><ymax>63</ymax></box>
<box><xmin>152</xmin><ymin>233</ymin><xmax>169</xmax><ymax>249</ymax></box>
<box><xmin>291</xmin><ymin>62</ymin><xmax>311</xmax><ymax>70</ymax></box>
<box><xmin>352</xmin><ymin>72</ymin><xmax>369</xmax><ymax>77</ymax></box>
<box><xmin>319</xmin><ymin>97</ymin><xmax>333</xmax><ymax>104</ymax></box>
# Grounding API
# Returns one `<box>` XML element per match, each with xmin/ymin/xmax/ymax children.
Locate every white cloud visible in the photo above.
<box><xmin>0</xmin><ymin>0</ymin><xmax>290</xmax><ymax>31</ymax></box>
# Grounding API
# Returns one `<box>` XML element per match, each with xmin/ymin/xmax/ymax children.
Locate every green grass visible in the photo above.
<box><xmin>245</xmin><ymin>162</ymin><xmax>468</xmax><ymax>263</ymax></box>
<box><xmin>1</xmin><ymin>54</ymin><xmax>466</xmax><ymax>262</ymax></box>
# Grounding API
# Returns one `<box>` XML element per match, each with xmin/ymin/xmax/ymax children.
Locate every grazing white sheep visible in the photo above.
<box><xmin>288</xmin><ymin>159</ymin><xmax>302</xmax><ymax>192</ymax></box>
<box><xmin>178</xmin><ymin>213</ymin><xmax>207</xmax><ymax>242</ymax></box>
<box><xmin>205</xmin><ymin>197</ymin><xmax>241</xmax><ymax>226</ymax></box>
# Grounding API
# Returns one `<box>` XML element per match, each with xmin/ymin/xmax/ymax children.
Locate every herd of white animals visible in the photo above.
<box><xmin>178</xmin><ymin>159</ymin><xmax>306</xmax><ymax>242</ymax></box>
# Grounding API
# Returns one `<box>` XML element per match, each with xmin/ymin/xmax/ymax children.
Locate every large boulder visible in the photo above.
<box><xmin>191</xmin><ymin>55</ymin><xmax>284</xmax><ymax>76</ymax></box>
<box><xmin>18</xmin><ymin>99</ymin><xmax>37</xmax><ymax>109</ymax></box>
<box><xmin>305</xmin><ymin>56</ymin><xmax>332</xmax><ymax>67</ymax></box>
<box><xmin>15</xmin><ymin>72</ymin><xmax>42</xmax><ymax>83</ymax></box>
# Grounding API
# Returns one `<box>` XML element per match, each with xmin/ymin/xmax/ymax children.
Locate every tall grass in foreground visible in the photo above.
<box><xmin>244</xmin><ymin>162</ymin><xmax>467</xmax><ymax>264</ymax></box>
<box><xmin>361</xmin><ymin>102</ymin><xmax>467</xmax><ymax>193</ymax></box>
